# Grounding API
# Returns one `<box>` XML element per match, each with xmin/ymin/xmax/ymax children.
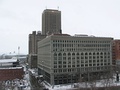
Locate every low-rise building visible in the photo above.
<box><xmin>0</xmin><ymin>67</ymin><xmax>24</xmax><ymax>81</ymax></box>
<box><xmin>0</xmin><ymin>59</ymin><xmax>24</xmax><ymax>81</ymax></box>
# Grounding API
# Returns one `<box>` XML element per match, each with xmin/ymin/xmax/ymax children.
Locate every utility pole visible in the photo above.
<box><xmin>18</xmin><ymin>46</ymin><xmax>20</xmax><ymax>61</ymax></box>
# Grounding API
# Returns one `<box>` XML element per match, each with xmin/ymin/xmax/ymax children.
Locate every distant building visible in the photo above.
<box><xmin>28</xmin><ymin>9</ymin><xmax>62</xmax><ymax>68</ymax></box>
<box><xmin>0</xmin><ymin>59</ymin><xmax>19</xmax><ymax>67</ymax></box>
<box><xmin>0</xmin><ymin>53</ymin><xmax>27</xmax><ymax>60</ymax></box>
<box><xmin>42</xmin><ymin>9</ymin><xmax>62</xmax><ymax>35</ymax></box>
<box><xmin>28</xmin><ymin>31</ymin><xmax>46</xmax><ymax>54</ymax></box>
<box><xmin>38</xmin><ymin>34</ymin><xmax>113</xmax><ymax>85</ymax></box>
<box><xmin>28</xmin><ymin>31</ymin><xmax>46</xmax><ymax>68</ymax></box>
<box><xmin>28</xmin><ymin>54</ymin><xmax>37</xmax><ymax>68</ymax></box>
<box><xmin>112</xmin><ymin>40</ymin><xmax>120</xmax><ymax>65</ymax></box>
<box><xmin>0</xmin><ymin>59</ymin><xmax>24</xmax><ymax>81</ymax></box>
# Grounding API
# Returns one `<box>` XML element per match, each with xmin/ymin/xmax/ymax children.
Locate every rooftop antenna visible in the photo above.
<box><xmin>17</xmin><ymin>46</ymin><xmax>20</xmax><ymax>61</ymax></box>
<box><xmin>57</xmin><ymin>6</ymin><xmax>59</xmax><ymax>10</ymax></box>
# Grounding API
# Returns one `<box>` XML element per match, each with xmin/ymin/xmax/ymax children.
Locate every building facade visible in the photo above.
<box><xmin>42</xmin><ymin>9</ymin><xmax>62</xmax><ymax>35</ymax></box>
<box><xmin>38</xmin><ymin>34</ymin><xmax>113</xmax><ymax>85</ymax></box>
<box><xmin>28</xmin><ymin>54</ymin><xmax>37</xmax><ymax>68</ymax></box>
<box><xmin>0</xmin><ymin>67</ymin><xmax>24</xmax><ymax>81</ymax></box>
<box><xmin>28</xmin><ymin>31</ymin><xmax>46</xmax><ymax>54</ymax></box>
<box><xmin>112</xmin><ymin>40</ymin><xmax>120</xmax><ymax>72</ymax></box>
<box><xmin>28</xmin><ymin>31</ymin><xmax>46</xmax><ymax>68</ymax></box>
<box><xmin>112</xmin><ymin>40</ymin><xmax>120</xmax><ymax>64</ymax></box>
<box><xmin>0</xmin><ymin>59</ymin><xmax>24</xmax><ymax>81</ymax></box>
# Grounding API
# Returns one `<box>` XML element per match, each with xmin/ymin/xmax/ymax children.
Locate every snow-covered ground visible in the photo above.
<box><xmin>41</xmin><ymin>75</ymin><xmax>120</xmax><ymax>90</ymax></box>
<box><xmin>20</xmin><ymin>64</ymin><xmax>120</xmax><ymax>90</ymax></box>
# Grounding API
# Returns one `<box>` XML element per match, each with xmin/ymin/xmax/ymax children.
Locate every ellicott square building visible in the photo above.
<box><xmin>37</xmin><ymin>34</ymin><xmax>113</xmax><ymax>85</ymax></box>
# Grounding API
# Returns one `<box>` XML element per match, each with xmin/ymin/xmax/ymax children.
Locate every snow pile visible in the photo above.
<box><xmin>43</xmin><ymin>82</ymin><xmax>76</xmax><ymax>90</ymax></box>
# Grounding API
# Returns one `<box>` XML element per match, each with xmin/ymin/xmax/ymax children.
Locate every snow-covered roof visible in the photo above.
<box><xmin>0</xmin><ymin>67</ymin><xmax>23</xmax><ymax>69</ymax></box>
<box><xmin>29</xmin><ymin>69</ymin><xmax>38</xmax><ymax>76</ymax></box>
<box><xmin>12</xmin><ymin>57</ymin><xmax>26</xmax><ymax>59</ymax></box>
<box><xmin>0</xmin><ymin>59</ymin><xmax>17</xmax><ymax>63</ymax></box>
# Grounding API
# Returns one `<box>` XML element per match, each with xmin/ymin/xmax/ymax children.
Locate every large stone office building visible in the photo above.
<box><xmin>38</xmin><ymin>34</ymin><xmax>113</xmax><ymax>85</ymax></box>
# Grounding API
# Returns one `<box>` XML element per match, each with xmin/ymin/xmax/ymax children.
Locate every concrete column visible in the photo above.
<box><xmin>51</xmin><ymin>73</ymin><xmax>54</xmax><ymax>86</ymax></box>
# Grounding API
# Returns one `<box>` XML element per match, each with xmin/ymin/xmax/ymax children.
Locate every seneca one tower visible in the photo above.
<box><xmin>42</xmin><ymin>9</ymin><xmax>62</xmax><ymax>35</ymax></box>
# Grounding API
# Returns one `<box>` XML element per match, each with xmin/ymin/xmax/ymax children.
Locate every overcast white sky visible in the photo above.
<box><xmin>0</xmin><ymin>0</ymin><xmax>120</xmax><ymax>54</ymax></box>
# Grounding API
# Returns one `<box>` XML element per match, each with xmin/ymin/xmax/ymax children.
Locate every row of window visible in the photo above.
<box><xmin>53</xmin><ymin>44</ymin><xmax>110</xmax><ymax>48</ymax></box>
<box><xmin>54</xmin><ymin>63</ymin><xmax>110</xmax><ymax>68</ymax></box>
<box><xmin>54</xmin><ymin>56</ymin><xmax>110</xmax><ymax>60</ymax></box>
<box><xmin>52</xmin><ymin>40</ymin><xmax>110</xmax><ymax>43</ymax></box>
<box><xmin>53</xmin><ymin>66</ymin><xmax>110</xmax><ymax>73</ymax></box>
<box><xmin>53</xmin><ymin>48</ymin><xmax>110</xmax><ymax>52</ymax></box>
<box><xmin>54</xmin><ymin>52</ymin><xmax>110</xmax><ymax>56</ymax></box>
<box><xmin>54</xmin><ymin>60</ymin><xmax>110</xmax><ymax>64</ymax></box>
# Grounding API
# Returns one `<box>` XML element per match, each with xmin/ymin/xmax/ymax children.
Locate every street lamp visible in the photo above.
<box><xmin>116</xmin><ymin>71</ymin><xmax>119</xmax><ymax>82</ymax></box>
<box><xmin>41</xmin><ymin>61</ymin><xmax>44</xmax><ymax>81</ymax></box>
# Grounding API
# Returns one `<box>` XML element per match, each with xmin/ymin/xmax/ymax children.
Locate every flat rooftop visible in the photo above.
<box><xmin>0</xmin><ymin>59</ymin><xmax>17</xmax><ymax>63</ymax></box>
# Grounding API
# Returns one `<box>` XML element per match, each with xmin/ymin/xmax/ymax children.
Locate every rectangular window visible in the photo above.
<box><xmin>68</xmin><ymin>65</ymin><xmax>71</xmax><ymax>67</ymax></box>
<box><xmin>54</xmin><ymin>65</ymin><xmax>57</xmax><ymax>68</ymax></box>
<box><xmin>63</xmin><ymin>65</ymin><xmax>66</xmax><ymax>68</ymax></box>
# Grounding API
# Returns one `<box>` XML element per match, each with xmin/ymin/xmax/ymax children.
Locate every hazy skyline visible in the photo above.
<box><xmin>0</xmin><ymin>0</ymin><xmax>120</xmax><ymax>54</ymax></box>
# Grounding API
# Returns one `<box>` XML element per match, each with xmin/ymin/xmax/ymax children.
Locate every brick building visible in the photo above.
<box><xmin>112</xmin><ymin>40</ymin><xmax>120</xmax><ymax>65</ymax></box>
<box><xmin>0</xmin><ymin>59</ymin><xmax>24</xmax><ymax>81</ymax></box>
<box><xmin>0</xmin><ymin>67</ymin><xmax>24</xmax><ymax>81</ymax></box>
